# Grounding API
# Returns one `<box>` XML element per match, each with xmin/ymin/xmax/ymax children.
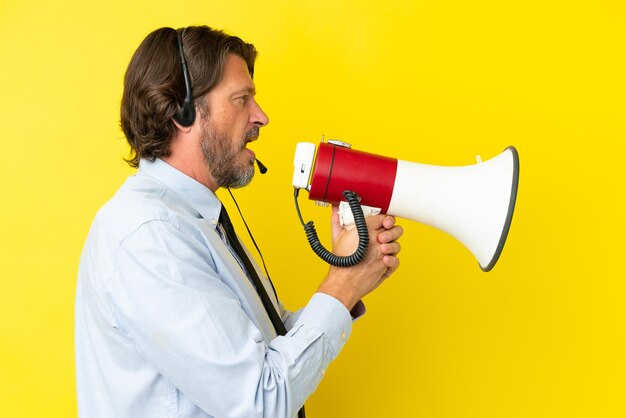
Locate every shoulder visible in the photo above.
<box><xmin>81</xmin><ymin>173</ymin><xmax>212</xmax><ymax>278</ymax></box>
<box><xmin>94</xmin><ymin>174</ymin><xmax>200</xmax><ymax>242</ymax></box>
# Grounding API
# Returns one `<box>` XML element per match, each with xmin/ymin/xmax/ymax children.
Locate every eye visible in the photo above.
<box><xmin>236</xmin><ymin>95</ymin><xmax>249</xmax><ymax>103</ymax></box>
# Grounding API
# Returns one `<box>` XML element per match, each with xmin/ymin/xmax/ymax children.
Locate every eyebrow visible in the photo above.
<box><xmin>231</xmin><ymin>87</ymin><xmax>256</xmax><ymax>96</ymax></box>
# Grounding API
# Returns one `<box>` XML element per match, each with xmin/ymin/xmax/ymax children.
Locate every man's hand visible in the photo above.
<box><xmin>318</xmin><ymin>206</ymin><xmax>404</xmax><ymax>311</ymax></box>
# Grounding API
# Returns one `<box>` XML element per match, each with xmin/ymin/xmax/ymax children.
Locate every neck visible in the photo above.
<box><xmin>164</xmin><ymin>131</ymin><xmax>219</xmax><ymax>191</ymax></box>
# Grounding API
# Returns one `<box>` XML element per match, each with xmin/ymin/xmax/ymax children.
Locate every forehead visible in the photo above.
<box><xmin>214</xmin><ymin>54</ymin><xmax>255</xmax><ymax>93</ymax></box>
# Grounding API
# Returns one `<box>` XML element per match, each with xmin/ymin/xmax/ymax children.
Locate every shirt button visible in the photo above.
<box><xmin>321</xmin><ymin>369</ymin><xmax>326</xmax><ymax>376</ymax></box>
<box><xmin>211</xmin><ymin>218</ymin><xmax>218</xmax><ymax>225</ymax></box>
<box><xmin>341</xmin><ymin>330</ymin><xmax>346</xmax><ymax>340</ymax></box>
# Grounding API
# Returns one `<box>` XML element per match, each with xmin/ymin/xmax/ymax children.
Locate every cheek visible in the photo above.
<box><xmin>220</xmin><ymin>111</ymin><xmax>248</xmax><ymax>136</ymax></box>
<box><xmin>235</xmin><ymin>111</ymin><xmax>250</xmax><ymax>134</ymax></box>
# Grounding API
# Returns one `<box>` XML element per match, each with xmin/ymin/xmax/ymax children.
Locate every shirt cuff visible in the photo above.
<box><xmin>293</xmin><ymin>292</ymin><xmax>354</xmax><ymax>358</ymax></box>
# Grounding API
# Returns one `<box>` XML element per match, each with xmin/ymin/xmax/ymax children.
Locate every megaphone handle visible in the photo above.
<box><xmin>338</xmin><ymin>201</ymin><xmax>382</xmax><ymax>229</ymax></box>
<box><xmin>297</xmin><ymin>190</ymin><xmax>370</xmax><ymax>267</ymax></box>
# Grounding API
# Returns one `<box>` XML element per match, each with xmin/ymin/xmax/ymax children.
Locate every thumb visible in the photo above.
<box><xmin>330</xmin><ymin>205</ymin><xmax>342</xmax><ymax>241</ymax></box>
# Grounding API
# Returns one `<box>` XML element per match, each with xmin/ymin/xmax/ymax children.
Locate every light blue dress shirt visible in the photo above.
<box><xmin>75</xmin><ymin>158</ymin><xmax>356</xmax><ymax>418</ymax></box>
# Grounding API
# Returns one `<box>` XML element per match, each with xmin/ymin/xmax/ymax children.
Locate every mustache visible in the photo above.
<box><xmin>244</xmin><ymin>127</ymin><xmax>259</xmax><ymax>142</ymax></box>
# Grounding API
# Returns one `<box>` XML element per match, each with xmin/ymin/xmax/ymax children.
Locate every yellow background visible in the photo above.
<box><xmin>1</xmin><ymin>0</ymin><xmax>625</xmax><ymax>416</ymax></box>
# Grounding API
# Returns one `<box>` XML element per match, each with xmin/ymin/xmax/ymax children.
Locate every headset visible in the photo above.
<box><xmin>173</xmin><ymin>28</ymin><xmax>196</xmax><ymax>127</ymax></box>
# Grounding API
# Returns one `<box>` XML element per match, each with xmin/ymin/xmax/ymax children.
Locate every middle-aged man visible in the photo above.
<box><xmin>75</xmin><ymin>25</ymin><xmax>404</xmax><ymax>418</ymax></box>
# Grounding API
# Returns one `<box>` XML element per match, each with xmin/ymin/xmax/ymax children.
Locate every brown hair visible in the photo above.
<box><xmin>120</xmin><ymin>26</ymin><xmax>257</xmax><ymax>168</ymax></box>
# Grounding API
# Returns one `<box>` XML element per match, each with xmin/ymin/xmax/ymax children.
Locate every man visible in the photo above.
<box><xmin>75</xmin><ymin>25</ymin><xmax>403</xmax><ymax>418</ymax></box>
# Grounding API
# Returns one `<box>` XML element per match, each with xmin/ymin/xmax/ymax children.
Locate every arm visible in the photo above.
<box><xmin>107</xmin><ymin>220</ymin><xmax>351</xmax><ymax>418</ymax></box>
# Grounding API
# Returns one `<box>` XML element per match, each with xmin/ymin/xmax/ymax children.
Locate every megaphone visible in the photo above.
<box><xmin>292</xmin><ymin>140</ymin><xmax>519</xmax><ymax>271</ymax></box>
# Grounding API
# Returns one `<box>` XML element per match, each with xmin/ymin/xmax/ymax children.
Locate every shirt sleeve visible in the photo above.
<box><xmin>106</xmin><ymin>219</ymin><xmax>353</xmax><ymax>418</ymax></box>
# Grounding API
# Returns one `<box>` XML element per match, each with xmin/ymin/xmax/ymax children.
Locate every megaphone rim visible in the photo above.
<box><xmin>480</xmin><ymin>145</ymin><xmax>520</xmax><ymax>272</ymax></box>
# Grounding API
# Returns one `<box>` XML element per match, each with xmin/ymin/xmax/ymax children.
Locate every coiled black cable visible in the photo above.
<box><xmin>294</xmin><ymin>189</ymin><xmax>369</xmax><ymax>267</ymax></box>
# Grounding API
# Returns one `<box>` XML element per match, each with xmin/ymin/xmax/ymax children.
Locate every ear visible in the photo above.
<box><xmin>172</xmin><ymin>117</ymin><xmax>194</xmax><ymax>133</ymax></box>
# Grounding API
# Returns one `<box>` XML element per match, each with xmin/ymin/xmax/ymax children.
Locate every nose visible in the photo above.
<box><xmin>251</xmin><ymin>99</ymin><xmax>269</xmax><ymax>127</ymax></box>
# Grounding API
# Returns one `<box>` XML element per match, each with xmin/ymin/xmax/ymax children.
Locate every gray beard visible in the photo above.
<box><xmin>200</xmin><ymin>125</ymin><xmax>255</xmax><ymax>189</ymax></box>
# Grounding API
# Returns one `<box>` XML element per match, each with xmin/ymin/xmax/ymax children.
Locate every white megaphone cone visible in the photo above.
<box><xmin>292</xmin><ymin>140</ymin><xmax>519</xmax><ymax>271</ymax></box>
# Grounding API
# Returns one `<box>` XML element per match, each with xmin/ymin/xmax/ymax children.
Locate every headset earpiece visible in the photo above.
<box><xmin>173</xmin><ymin>28</ymin><xmax>196</xmax><ymax>127</ymax></box>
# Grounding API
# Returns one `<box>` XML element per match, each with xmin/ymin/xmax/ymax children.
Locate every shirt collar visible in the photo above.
<box><xmin>138</xmin><ymin>158</ymin><xmax>222</xmax><ymax>228</ymax></box>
